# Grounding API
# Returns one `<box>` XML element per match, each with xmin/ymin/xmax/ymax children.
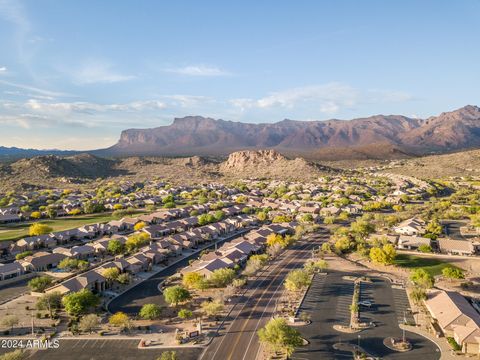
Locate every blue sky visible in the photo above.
<box><xmin>0</xmin><ymin>0</ymin><xmax>479</xmax><ymax>150</ymax></box>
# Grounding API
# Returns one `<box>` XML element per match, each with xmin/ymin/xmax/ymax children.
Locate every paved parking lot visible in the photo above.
<box><xmin>293</xmin><ymin>271</ymin><xmax>440</xmax><ymax>360</ymax></box>
<box><xmin>11</xmin><ymin>339</ymin><xmax>202</xmax><ymax>360</ymax></box>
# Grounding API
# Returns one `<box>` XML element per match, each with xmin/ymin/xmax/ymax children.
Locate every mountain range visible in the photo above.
<box><xmin>1</xmin><ymin>105</ymin><xmax>480</xmax><ymax>161</ymax></box>
<box><xmin>102</xmin><ymin>105</ymin><xmax>480</xmax><ymax>160</ymax></box>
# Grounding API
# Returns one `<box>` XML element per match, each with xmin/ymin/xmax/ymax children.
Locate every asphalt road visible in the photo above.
<box><xmin>293</xmin><ymin>272</ymin><xmax>441</xmax><ymax>360</ymax></box>
<box><xmin>0</xmin><ymin>276</ymin><xmax>32</xmax><ymax>303</ymax></box>
<box><xmin>108</xmin><ymin>230</ymin><xmax>249</xmax><ymax>315</ymax></box>
<box><xmin>441</xmin><ymin>219</ymin><xmax>470</xmax><ymax>240</ymax></box>
<box><xmin>200</xmin><ymin>232</ymin><xmax>328</xmax><ymax>360</ymax></box>
<box><xmin>3</xmin><ymin>339</ymin><xmax>201</xmax><ymax>360</ymax></box>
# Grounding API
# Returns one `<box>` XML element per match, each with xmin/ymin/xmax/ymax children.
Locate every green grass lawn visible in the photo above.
<box><xmin>0</xmin><ymin>211</ymin><xmax>147</xmax><ymax>242</ymax></box>
<box><xmin>394</xmin><ymin>253</ymin><xmax>458</xmax><ymax>276</ymax></box>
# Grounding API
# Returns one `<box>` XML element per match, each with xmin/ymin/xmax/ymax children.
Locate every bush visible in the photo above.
<box><xmin>28</xmin><ymin>276</ymin><xmax>52</xmax><ymax>292</ymax></box>
<box><xmin>447</xmin><ymin>337</ymin><xmax>461</xmax><ymax>351</ymax></box>
<box><xmin>15</xmin><ymin>251</ymin><xmax>33</xmax><ymax>260</ymax></box>
<box><xmin>139</xmin><ymin>304</ymin><xmax>162</xmax><ymax>320</ymax></box>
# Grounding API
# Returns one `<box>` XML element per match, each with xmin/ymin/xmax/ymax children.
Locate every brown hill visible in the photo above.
<box><xmin>220</xmin><ymin>149</ymin><xmax>335</xmax><ymax>180</ymax></box>
<box><xmin>381</xmin><ymin>148</ymin><xmax>480</xmax><ymax>179</ymax></box>
<box><xmin>0</xmin><ymin>150</ymin><xmax>338</xmax><ymax>191</ymax></box>
<box><xmin>102</xmin><ymin>105</ymin><xmax>480</xmax><ymax>159</ymax></box>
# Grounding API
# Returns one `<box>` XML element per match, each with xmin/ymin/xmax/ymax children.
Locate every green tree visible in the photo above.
<box><xmin>15</xmin><ymin>251</ymin><xmax>33</xmax><ymax>260</ymax></box>
<box><xmin>109</xmin><ymin>312</ymin><xmax>132</xmax><ymax>330</ymax></box>
<box><xmin>418</xmin><ymin>244</ymin><xmax>433</xmax><ymax>253</ymax></box>
<box><xmin>301</xmin><ymin>214</ymin><xmax>314</xmax><ymax>223</ymax></box>
<box><xmin>409</xmin><ymin>268</ymin><xmax>434</xmax><ymax>289</ymax></box>
<box><xmin>209</xmin><ymin>268</ymin><xmax>236</xmax><ymax>288</ymax></box>
<box><xmin>107</xmin><ymin>239</ymin><xmax>124</xmax><ymax>255</ymax></box>
<box><xmin>28</xmin><ymin>276</ymin><xmax>52</xmax><ymax>292</ymax></box>
<box><xmin>102</xmin><ymin>267</ymin><xmax>120</xmax><ymax>282</ymax></box>
<box><xmin>426</xmin><ymin>219</ymin><xmax>442</xmax><ymax>236</ymax></box>
<box><xmin>257</xmin><ymin>318</ymin><xmax>303</xmax><ymax>357</ymax></box>
<box><xmin>117</xmin><ymin>273</ymin><xmax>131</xmax><ymax>285</ymax></box>
<box><xmin>163</xmin><ymin>286</ymin><xmax>191</xmax><ymax>307</ymax></box>
<box><xmin>214</xmin><ymin>210</ymin><xmax>225</xmax><ymax>221</ymax></box>
<box><xmin>62</xmin><ymin>289</ymin><xmax>99</xmax><ymax>316</ymax></box>
<box><xmin>369</xmin><ymin>244</ymin><xmax>396</xmax><ymax>265</ymax></box>
<box><xmin>201</xmin><ymin>300</ymin><xmax>224</xmax><ymax>318</ymax></box>
<box><xmin>83</xmin><ymin>201</ymin><xmax>97</xmax><ymax>214</ymax></box>
<box><xmin>139</xmin><ymin>303</ymin><xmax>162</xmax><ymax>320</ymax></box>
<box><xmin>134</xmin><ymin>221</ymin><xmax>147</xmax><ymax>231</ymax></box>
<box><xmin>410</xmin><ymin>287</ymin><xmax>427</xmax><ymax>305</ymax></box>
<box><xmin>30</xmin><ymin>211</ymin><xmax>42</xmax><ymax>219</ymax></box>
<box><xmin>442</xmin><ymin>267</ymin><xmax>464</xmax><ymax>280</ymax></box>
<box><xmin>182</xmin><ymin>272</ymin><xmax>208</xmax><ymax>290</ymax></box>
<box><xmin>257</xmin><ymin>211</ymin><xmax>268</xmax><ymax>222</ymax></box>
<box><xmin>58</xmin><ymin>258</ymin><xmax>89</xmax><ymax>271</ymax></box>
<box><xmin>383</xmin><ymin>243</ymin><xmax>396</xmax><ymax>263</ymax></box>
<box><xmin>321</xmin><ymin>242</ymin><xmax>332</xmax><ymax>253</ymax></box>
<box><xmin>28</xmin><ymin>223</ymin><xmax>53</xmax><ymax>236</ymax></box>
<box><xmin>46</xmin><ymin>207</ymin><xmax>57</xmax><ymax>219</ymax></box>
<box><xmin>304</xmin><ymin>259</ymin><xmax>328</xmax><ymax>274</ymax></box>
<box><xmin>284</xmin><ymin>269</ymin><xmax>311</xmax><ymax>292</ymax></box>
<box><xmin>125</xmin><ymin>233</ymin><xmax>150</xmax><ymax>252</ymax></box>
<box><xmin>334</xmin><ymin>236</ymin><xmax>354</xmax><ymax>254</ymax></box>
<box><xmin>36</xmin><ymin>291</ymin><xmax>62</xmax><ymax>318</ymax></box>
<box><xmin>178</xmin><ymin>309</ymin><xmax>193</xmax><ymax>319</ymax></box>
<box><xmin>350</xmin><ymin>219</ymin><xmax>375</xmax><ymax>240</ymax></box>
<box><xmin>157</xmin><ymin>351</ymin><xmax>178</xmax><ymax>360</ymax></box>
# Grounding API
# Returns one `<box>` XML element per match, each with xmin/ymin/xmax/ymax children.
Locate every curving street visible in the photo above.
<box><xmin>108</xmin><ymin>230</ymin><xmax>250</xmax><ymax>315</ymax></box>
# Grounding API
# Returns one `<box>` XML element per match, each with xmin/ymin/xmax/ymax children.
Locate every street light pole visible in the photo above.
<box><xmin>31</xmin><ymin>309</ymin><xmax>34</xmax><ymax>336</ymax></box>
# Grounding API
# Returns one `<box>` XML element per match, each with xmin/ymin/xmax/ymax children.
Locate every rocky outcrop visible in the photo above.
<box><xmin>221</xmin><ymin>149</ymin><xmax>287</xmax><ymax>170</ymax></box>
<box><xmin>220</xmin><ymin>149</ymin><xmax>335</xmax><ymax>179</ymax></box>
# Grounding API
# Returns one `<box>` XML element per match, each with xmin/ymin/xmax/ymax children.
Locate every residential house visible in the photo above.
<box><xmin>18</xmin><ymin>252</ymin><xmax>67</xmax><ymax>272</ymax></box>
<box><xmin>425</xmin><ymin>290</ymin><xmax>480</xmax><ymax>355</ymax></box>
<box><xmin>437</xmin><ymin>238</ymin><xmax>478</xmax><ymax>256</ymax></box>
<box><xmin>0</xmin><ymin>262</ymin><xmax>24</xmax><ymax>280</ymax></box>
<box><xmin>393</xmin><ymin>217</ymin><xmax>426</xmax><ymax>236</ymax></box>
<box><xmin>397</xmin><ymin>235</ymin><xmax>431</xmax><ymax>250</ymax></box>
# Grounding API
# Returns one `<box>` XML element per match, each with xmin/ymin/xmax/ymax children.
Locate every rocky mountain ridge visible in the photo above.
<box><xmin>103</xmin><ymin>105</ymin><xmax>480</xmax><ymax>159</ymax></box>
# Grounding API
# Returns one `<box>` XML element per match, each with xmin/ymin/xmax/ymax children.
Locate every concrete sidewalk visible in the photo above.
<box><xmin>400</xmin><ymin>324</ymin><xmax>456</xmax><ymax>360</ymax></box>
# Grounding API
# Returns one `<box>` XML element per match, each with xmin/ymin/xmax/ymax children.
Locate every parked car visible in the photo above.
<box><xmin>358</xmin><ymin>300</ymin><xmax>373</xmax><ymax>307</ymax></box>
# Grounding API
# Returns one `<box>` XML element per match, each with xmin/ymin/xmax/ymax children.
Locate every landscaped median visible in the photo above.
<box><xmin>333</xmin><ymin>277</ymin><xmax>375</xmax><ymax>334</ymax></box>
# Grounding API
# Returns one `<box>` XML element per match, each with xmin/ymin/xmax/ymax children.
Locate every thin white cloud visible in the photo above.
<box><xmin>0</xmin><ymin>66</ymin><xmax>6</xmax><ymax>73</ymax></box>
<box><xmin>230</xmin><ymin>83</ymin><xmax>412</xmax><ymax>114</ymax></box>
<box><xmin>0</xmin><ymin>79</ymin><xmax>71</xmax><ymax>98</ymax></box>
<box><xmin>159</xmin><ymin>94</ymin><xmax>213</xmax><ymax>108</ymax></box>
<box><xmin>0</xmin><ymin>114</ymin><xmax>32</xmax><ymax>129</ymax></box>
<box><xmin>24</xmin><ymin>99</ymin><xmax>166</xmax><ymax>114</ymax></box>
<box><xmin>165</xmin><ymin>65</ymin><xmax>230</xmax><ymax>77</ymax></box>
<box><xmin>71</xmin><ymin>60</ymin><xmax>136</xmax><ymax>85</ymax></box>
